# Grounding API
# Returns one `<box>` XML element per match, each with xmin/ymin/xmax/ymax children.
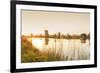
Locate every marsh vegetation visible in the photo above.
<box><xmin>21</xmin><ymin>34</ymin><xmax>90</xmax><ymax>63</ymax></box>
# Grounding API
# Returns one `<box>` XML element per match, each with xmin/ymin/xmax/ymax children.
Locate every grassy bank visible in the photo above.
<box><xmin>21</xmin><ymin>36</ymin><xmax>89</xmax><ymax>63</ymax></box>
<box><xmin>21</xmin><ymin>37</ymin><xmax>62</xmax><ymax>63</ymax></box>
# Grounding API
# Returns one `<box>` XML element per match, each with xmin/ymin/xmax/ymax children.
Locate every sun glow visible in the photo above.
<box><xmin>32</xmin><ymin>38</ymin><xmax>44</xmax><ymax>51</ymax></box>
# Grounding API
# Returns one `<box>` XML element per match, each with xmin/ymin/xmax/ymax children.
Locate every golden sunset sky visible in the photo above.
<box><xmin>22</xmin><ymin>10</ymin><xmax>90</xmax><ymax>35</ymax></box>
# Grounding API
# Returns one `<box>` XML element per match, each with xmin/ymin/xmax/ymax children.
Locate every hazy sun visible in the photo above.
<box><xmin>32</xmin><ymin>38</ymin><xmax>44</xmax><ymax>50</ymax></box>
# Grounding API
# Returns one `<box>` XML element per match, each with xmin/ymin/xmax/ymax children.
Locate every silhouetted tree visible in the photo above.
<box><xmin>58</xmin><ymin>32</ymin><xmax>61</xmax><ymax>39</ymax></box>
<box><xmin>80</xmin><ymin>33</ymin><xmax>87</xmax><ymax>43</ymax></box>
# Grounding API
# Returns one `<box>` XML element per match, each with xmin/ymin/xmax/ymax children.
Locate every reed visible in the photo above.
<box><xmin>21</xmin><ymin>37</ymin><xmax>89</xmax><ymax>63</ymax></box>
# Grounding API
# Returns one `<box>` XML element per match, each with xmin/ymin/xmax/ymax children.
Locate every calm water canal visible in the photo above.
<box><xmin>31</xmin><ymin>38</ymin><xmax>90</xmax><ymax>60</ymax></box>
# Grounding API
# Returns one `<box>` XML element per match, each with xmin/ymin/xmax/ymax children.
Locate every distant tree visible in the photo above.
<box><xmin>80</xmin><ymin>33</ymin><xmax>87</xmax><ymax>43</ymax></box>
<box><xmin>58</xmin><ymin>32</ymin><xmax>61</xmax><ymax>39</ymax></box>
<box><xmin>66</xmin><ymin>33</ymin><xmax>71</xmax><ymax>39</ymax></box>
<box><xmin>44</xmin><ymin>30</ymin><xmax>49</xmax><ymax>38</ymax></box>
<box><xmin>53</xmin><ymin>34</ymin><xmax>57</xmax><ymax>38</ymax></box>
<box><xmin>80</xmin><ymin>33</ymin><xmax>87</xmax><ymax>39</ymax></box>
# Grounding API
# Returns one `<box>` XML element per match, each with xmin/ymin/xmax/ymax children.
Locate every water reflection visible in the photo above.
<box><xmin>32</xmin><ymin>38</ymin><xmax>90</xmax><ymax>60</ymax></box>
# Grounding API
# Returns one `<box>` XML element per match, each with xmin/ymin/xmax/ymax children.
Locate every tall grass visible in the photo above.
<box><xmin>21</xmin><ymin>37</ymin><xmax>63</xmax><ymax>63</ymax></box>
<box><xmin>21</xmin><ymin>37</ymin><xmax>89</xmax><ymax>63</ymax></box>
